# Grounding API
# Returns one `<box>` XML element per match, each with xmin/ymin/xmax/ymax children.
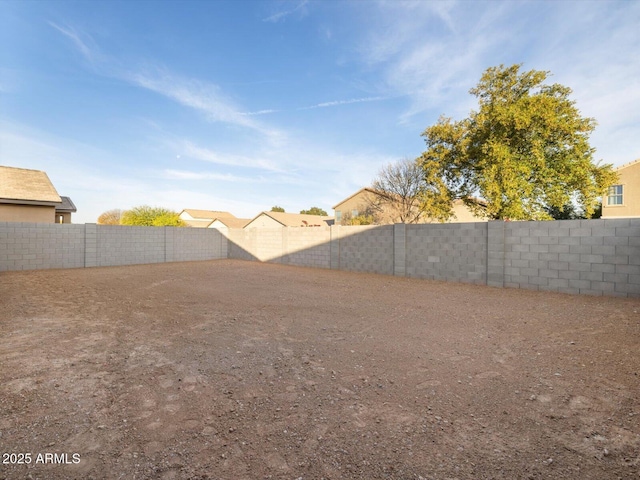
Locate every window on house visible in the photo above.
<box><xmin>607</xmin><ymin>185</ymin><xmax>623</xmax><ymax>205</ymax></box>
<box><xmin>335</xmin><ymin>210</ymin><xmax>342</xmax><ymax>222</ymax></box>
<box><xmin>351</xmin><ymin>209</ymin><xmax>358</xmax><ymax>217</ymax></box>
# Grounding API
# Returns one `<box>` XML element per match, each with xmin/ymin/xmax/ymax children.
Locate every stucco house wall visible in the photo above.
<box><xmin>333</xmin><ymin>188</ymin><xmax>487</xmax><ymax>225</ymax></box>
<box><xmin>602</xmin><ymin>159</ymin><xmax>640</xmax><ymax>218</ymax></box>
<box><xmin>0</xmin><ymin>204</ymin><xmax>56</xmax><ymax>223</ymax></box>
<box><xmin>244</xmin><ymin>213</ymin><xmax>284</xmax><ymax>229</ymax></box>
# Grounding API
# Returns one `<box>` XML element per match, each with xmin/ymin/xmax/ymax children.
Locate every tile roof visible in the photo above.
<box><xmin>55</xmin><ymin>196</ymin><xmax>77</xmax><ymax>213</ymax></box>
<box><xmin>180</xmin><ymin>209</ymin><xmax>236</xmax><ymax>220</ymax></box>
<box><xmin>615</xmin><ymin>158</ymin><xmax>640</xmax><ymax>170</ymax></box>
<box><xmin>247</xmin><ymin>211</ymin><xmax>334</xmax><ymax>228</ymax></box>
<box><xmin>210</xmin><ymin>217</ymin><xmax>252</xmax><ymax>229</ymax></box>
<box><xmin>0</xmin><ymin>165</ymin><xmax>62</xmax><ymax>204</ymax></box>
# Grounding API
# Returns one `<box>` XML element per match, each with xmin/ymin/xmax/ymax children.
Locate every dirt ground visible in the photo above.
<box><xmin>0</xmin><ymin>259</ymin><xmax>639</xmax><ymax>480</ymax></box>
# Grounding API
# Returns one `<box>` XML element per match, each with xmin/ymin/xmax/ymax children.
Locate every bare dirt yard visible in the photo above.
<box><xmin>1</xmin><ymin>259</ymin><xmax>639</xmax><ymax>480</ymax></box>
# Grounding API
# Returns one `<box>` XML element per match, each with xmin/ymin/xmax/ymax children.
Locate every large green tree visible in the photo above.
<box><xmin>121</xmin><ymin>206</ymin><xmax>186</xmax><ymax>227</ymax></box>
<box><xmin>419</xmin><ymin>64</ymin><xmax>617</xmax><ymax>220</ymax></box>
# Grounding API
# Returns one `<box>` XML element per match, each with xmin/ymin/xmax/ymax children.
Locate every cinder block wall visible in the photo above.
<box><xmin>0</xmin><ymin>223</ymin><xmax>227</xmax><ymax>271</ymax></box>
<box><xmin>1</xmin><ymin>220</ymin><xmax>638</xmax><ymax>298</ymax></box>
<box><xmin>0</xmin><ymin>222</ymin><xmax>85</xmax><ymax>271</ymax></box>
<box><xmin>225</xmin><ymin>228</ymin><xmax>284</xmax><ymax>262</ymax></box>
<box><xmin>330</xmin><ymin>225</ymin><xmax>394</xmax><ymax>275</ymax></box>
<box><xmin>496</xmin><ymin>219</ymin><xmax>640</xmax><ymax>297</ymax></box>
<box><xmin>404</xmin><ymin>223</ymin><xmax>488</xmax><ymax>284</ymax></box>
<box><xmin>282</xmin><ymin>227</ymin><xmax>331</xmax><ymax>268</ymax></box>
<box><xmin>169</xmin><ymin>228</ymin><xmax>227</xmax><ymax>262</ymax></box>
<box><xmin>96</xmin><ymin>225</ymin><xmax>166</xmax><ymax>267</ymax></box>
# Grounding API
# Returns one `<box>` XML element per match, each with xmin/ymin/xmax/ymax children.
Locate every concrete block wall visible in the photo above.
<box><xmin>331</xmin><ymin>225</ymin><xmax>394</xmax><ymax>275</ymax></box>
<box><xmin>0</xmin><ymin>223</ymin><xmax>228</xmax><ymax>271</ymax></box>
<box><xmin>226</xmin><ymin>225</ymin><xmax>394</xmax><ymax>274</ymax></box>
<box><xmin>96</xmin><ymin>225</ymin><xmax>166</xmax><ymax>267</ymax></box>
<box><xmin>225</xmin><ymin>228</ymin><xmax>259</xmax><ymax>262</ymax></box>
<box><xmin>225</xmin><ymin>228</ymin><xmax>284</xmax><ymax>263</ymax></box>
<box><xmin>1</xmin><ymin>220</ymin><xmax>638</xmax><ymax>298</ymax></box>
<box><xmin>0</xmin><ymin>222</ymin><xmax>85</xmax><ymax>271</ymax></box>
<box><xmin>499</xmin><ymin>219</ymin><xmax>640</xmax><ymax>297</ymax></box>
<box><xmin>282</xmin><ymin>227</ymin><xmax>331</xmax><ymax>268</ymax></box>
<box><xmin>405</xmin><ymin>223</ymin><xmax>488</xmax><ymax>284</ymax></box>
<box><xmin>170</xmin><ymin>228</ymin><xmax>227</xmax><ymax>262</ymax></box>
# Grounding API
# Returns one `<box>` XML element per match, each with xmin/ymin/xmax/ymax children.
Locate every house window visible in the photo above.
<box><xmin>351</xmin><ymin>209</ymin><xmax>358</xmax><ymax>217</ymax></box>
<box><xmin>335</xmin><ymin>210</ymin><xmax>341</xmax><ymax>222</ymax></box>
<box><xmin>607</xmin><ymin>185</ymin><xmax>623</xmax><ymax>205</ymax></box>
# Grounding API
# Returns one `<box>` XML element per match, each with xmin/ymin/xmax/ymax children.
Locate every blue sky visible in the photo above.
<box><xmin>1</xmin><ymin>0</ymin><xmax>639</xmax><ymax>223</ymax></box>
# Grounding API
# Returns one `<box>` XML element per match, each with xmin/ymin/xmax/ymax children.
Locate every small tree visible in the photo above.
<box><xmin>300</xmin><ymin>207</ymin><xmax>328</xmax><ymax>216</ymax></box>
<box><xmin>270</xmin><ymin>206</ymin><xmax>285</xmax><ymax>212</ymax></box>
<box><xmin>341</xmin><ymin>211</ymin><xmax>376</xmax><ymax>225</ymax></box>
<box><xmin>371</xmin><ymin>158</ymin><xmax>453</xmax><ymax>223</ymax></box>
<box><xmin>97</xmin><ymin>209</ymin><xmax>123</xmax><ymax>225</ymax></box>
<box><xmin>121</xmin><ymin>206</ymin><xmax>186</xmax><ymax>227</ymax></box>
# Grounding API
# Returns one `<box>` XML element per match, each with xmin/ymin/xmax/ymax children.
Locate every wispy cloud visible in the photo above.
<box><xmin>50</xmin><ymin>21</ymin><xmax>285</xmax><ymax>142</ymax></box>
<box><xmin>128</xmin><ymin>70</ymin><xmax>257</xmax><ymax>129</ymax></box>
<box><xmin>181</xmin><ymin>141</ymin><xmax>283</xmax><ymax>172</ymax></box>
<box><xmin>163</xmin><ymin>169</ymin><xmax>264</xmax><ymax>182</ymax></box>
<box><xmin>263</xmin><ymin>0</ymin><xmax>309</xmax><ymax>23</ymax></box>
<box><xmin>353</xmin><ymin>2</ymin><xmax>518</xmax><ymax>122</ymax></box>
<box><xmin>241</xmin><ymin>109</ymin><xmax>279</xmax><ymax>116</ymax></box>
<box><xmin>300</xmin><ymin>96</ymin><xmax>389</xmax><ymax>110</ymax></box>
<box><xmin>48</xmin><ymin>21</ymin><xmax>98</xmax><ymax>63</ymax></box>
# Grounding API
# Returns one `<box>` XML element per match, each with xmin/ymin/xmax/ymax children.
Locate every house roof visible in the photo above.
<box><xmin>332</xmin><ymin>187</ymin><xmax>383</xmax><ymax>210</ymax></box>
<box><xmin>0</xmin><ymin>165</ymin><xmax>62</xmax><ymax>205</ymax></box>
<box><xmin>55</xmin><ymin>196</ymin><xmax>77</xmax><ymax>213</ymax></box>
<box><xmin>246</xmin><ymin>211</ymin><xmax>334</xmax><ymax>228</ymax></box>
<box><xmin>180</xmin><ymin>209</ymin><xmax>236</xmax><ymax>220</ymax></box>
<box><xmin>182</xmin><ymin>219</ymin><xmax>215</xmax><ymax>228</ymax></box>
<box><xmin>615</xmin><ymin>158</ymin><xmax>640</xmax><ymax>171</ymax></box>
<box><xmin>210</xmin><ymin>217</ymin><xmax>251</xmax><ymax>228</ymax></box>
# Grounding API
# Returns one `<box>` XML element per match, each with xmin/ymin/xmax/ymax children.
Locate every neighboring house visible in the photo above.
<box><xmin>244</xmin><ymin>211</ymin><xmax>334</xmax><ymax>229</ymax></box>
<box><xmin>602</xmin><ymin>158</ymin><xmax>640</xmax><ymax>218</ymax></box>
<box><xmin>332</xmin><ymin>187</ymin><xmax>487</xmax><ymax>225</ymax></box>
<box><xmin>55</xmin><ymin>196</ymin><xmax>77</xmax><ymax>224</ymax></box>
<box><xmin>178</xmin><ymin>209</ymin><xmax>236</xmax><ymax>228</ymax></box>
<box><xmin>208</xmin><ymin>217</ymin><xmax>251</xmax><ymax>230</ymax></box>
<box><xmin>0</xmin><ymin>165</ymin><xmax>76</xmax><ymax>223</ymax></box>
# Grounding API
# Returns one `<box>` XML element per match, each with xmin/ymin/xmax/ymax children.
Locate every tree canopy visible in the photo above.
<box><xmin>419</xmin><ymin>64</ymin><xmax>617</xmax><ymax>220</ymax></box>
<box><xmin>270</xmin><ymin>206</ymin><xmax>285</xmax><ymax>212</ymax></box>
<box><xmin>97</xmin><ymin>209</ymin><xmax>123</xmax><ymax>225</ymax></box>
<box><xmin>120</xmin><ymin>206</ymin><xmax>186</xmax><ymax>227</ymax></box>
<box><xmin>300</xmin><ymin>207</ymin><xmax>328</xmax><ymax>216</ymax></box>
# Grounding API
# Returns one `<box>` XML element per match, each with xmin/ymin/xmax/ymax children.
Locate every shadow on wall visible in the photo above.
<box><xmin>223</xmin><ymin>223</ymin><xmax>489</xmax><ymax>285</ymax></box>
<box><xmin>222</xmin><ymin>219</ymin><xmax>640</xmax><ymax>298</ymax></box>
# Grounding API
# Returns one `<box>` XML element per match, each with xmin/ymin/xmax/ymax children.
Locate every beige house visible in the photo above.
<box><xmin>244</xmin><ymin>211</ymin><xmax>334</xmax><ymax>229</ymax></box>
<box><xmin>602</xmin><ymin>159</ymin><xmax>640</xmax><ymax>218</ymax></box>
<box><xmin>55</xmin><ymin>196</ymin><xmax>77</xmax><ymax>224</ymax></box>
<box><xmin>332</xmin><ymin>187</ymin><xmax>487</xmax><ymax>225</ymax></box>
<box><xmin>208</xmin><ymin>217</ymin><xmax>251</xmax><ymax>229</ymax></box>
<box><xmin>178</xmin><ymin>209</ymin><xmax>236</xmax><ymax>228</ymax></box>
<box><xmin>0</xmin><ymin>166</ymin><xmax>76</xmax><ymax>223</ymax></box>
